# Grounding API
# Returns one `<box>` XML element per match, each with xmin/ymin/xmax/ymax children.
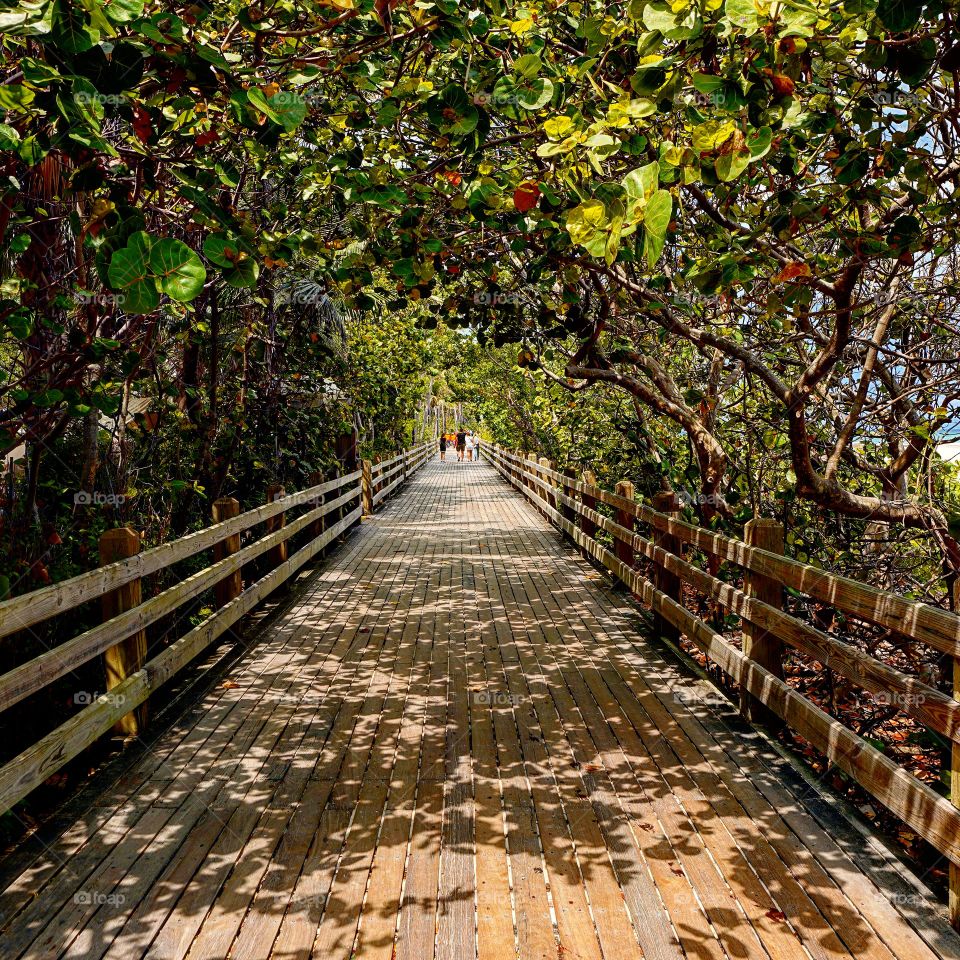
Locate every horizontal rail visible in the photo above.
<box><xmin>0</xmin><ymin>483</ymin><xmax>361</xmax><ymax>714</ymax></box>
<box><xmin>0</xmin><ymin>470</ymin><xmax>360</xmax><ymax>640</ymax></box>
<box><xmin>376</xmin><ymin>443</ymin><xmax>432</xmax><ymax>506</ymax></box>
<box><xmin>486</xmin><ymin>443</ymin><xmax>960</xmax><ymax>868</ymax></box>
<box><xmin>0</xmin><ymin>439</ymin><xmax>432</xmax><ymax>814</ymax></box>
<box><xmin>499</xmin><ymin>453</ymin><xmax>960</xmax><ymax>741</ymax></box>
<box><xmin>0</xmin><ymin>502</ymin><xmax>362</xmax><ymax>815</ymax></box>
<box><xmin>495</xmin><ymin>447</ymin><xmax>960</xmax><ymax>658</ymax></box>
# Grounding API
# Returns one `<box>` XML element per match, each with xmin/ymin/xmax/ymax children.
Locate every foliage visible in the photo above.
<box><xmin>3</xmin><ymin>0</ymin><xmax>960</xmax><ymax>579</ymax></box>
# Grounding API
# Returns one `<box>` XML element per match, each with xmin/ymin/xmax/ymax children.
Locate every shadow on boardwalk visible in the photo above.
<box><xmin>0</xmin><ymin>461</ymin><xmax>958</xmax><ymax>960</ymax></box>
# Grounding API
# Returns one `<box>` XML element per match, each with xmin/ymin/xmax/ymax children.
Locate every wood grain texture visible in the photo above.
<box><xmin>0</xmin><ymin>453</ymin><xmax>957</xmax><ymax>959</ymax></box>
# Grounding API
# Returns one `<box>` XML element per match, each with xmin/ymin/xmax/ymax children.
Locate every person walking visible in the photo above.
<box><xmin>455</xmin><ymin>428</ymin><xmax>466</xmax><ymax>462</ymax></box>
<box><xmin>439</xmin><ymin>434</ymin><xmax>447</xmax><ymax>461</ymax></box>
<box><xmin>465</xmin><ymin>432</ymin><xmax>474</xmax><ymax>462</ymax></box>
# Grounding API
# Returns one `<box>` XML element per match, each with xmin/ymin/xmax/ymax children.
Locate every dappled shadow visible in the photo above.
<box><xmin>0</xmin><ymin>459</ymin><xmax>957</xmax><ymax>960</ymax></box>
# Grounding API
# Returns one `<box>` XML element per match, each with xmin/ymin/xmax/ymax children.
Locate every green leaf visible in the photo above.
<box><xmin>746</xmin><ymin>126</ymin><xmax>773</xmax><ymax>159</ymax></box>
<box><xmin>565</xmin><ymin>199</ymin><xmax>608</xmax><ymax>247</ymax></box>
<box><xmin>715</xmin><ymin>144</ymin><xmax>751</xmax><ymax>181</ymax></box>
<box><xmin>643</xmin><ymin>189</ymin><xmax>672</xmax><ymax>267</ymax></box>
<box><xmin>202</xmin><ymin>233</ymin><xmax>249</xmax><ymax>269</ymax></box>
<box><xmin>876</xmin><ymin>0</ymin><xmax>923</xmax><ymax>32</ymax></box>
<box><xmin>0</xmin><ymin>84</ymin><xmax>34</xmax><ymax>112</ymax></box>
<box><xmin>224</xmin><ymin>258</ymin><xmax>260</xmax><ymax>289</ymax></box>
<box><xmin>104</xmin><ymin>0</ymin><xmax>144</xmax><ymax>23</ymax></box>
<box><xmin>724</xmin><ymin>0</ymin><xmax>759</xmax><ymax>34</ymax></box>
<box><xmin>428</xmin><ymin>85</ymin><xmax>479</xmax><ymax>134</ymax></box>
<box><xmin>516</xmin><ymin>78</ymin><xmax>554</xmax><ymax>111</ymax></box>
<box><xmin>512</xmin><ymin>53</ymin><xmax>542</xmax><ymax>79</ymax></box>
<box><xmin>692</xmin><ymin>119</ymin><xmax>736</xmax><ymax>153</ymax></box>
<box><xmin>108</xmin><ymin>243</ymin><xmax>159</xmax><ymax>315</ymax></box>
<box><xmin>150</xmin><ymin>239</ymin><xmax>206</xmax><ymax>302</ymax></box>
<box><xmin>247</xmin><ymin>88</ymin><xmax>307</xmax><ymax>131</ymax></box>
<box><xmin>0</xmin><ymin>124</ymin><xmax>20</xmax><ymax>150</ymax></box>
<box><xmin>0</xmin><ymin>0</ymin><xmax>54</xmax><ymax>34</ymax></box>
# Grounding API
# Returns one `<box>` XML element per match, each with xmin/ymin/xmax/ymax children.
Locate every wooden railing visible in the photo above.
<box><xmin>485</xmin><ymin>443</ymin><xmax>960</xmax><ymax>924</ymax></box>
<box><xmin>363</xmin><ymin>441</ymin><xmax>433</xmax><ymax>514</ymax></box>
<box><xmin>0</xmin><ymin>441</ymin><xmax>432</xmax><ymax>816</ymax></box>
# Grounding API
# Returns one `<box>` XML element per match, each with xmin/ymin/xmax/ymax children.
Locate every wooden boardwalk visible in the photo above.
<box><xmin>1</xmin><ymin>459</ymin><xmax>958</xmax><ymax>959</ymax></box>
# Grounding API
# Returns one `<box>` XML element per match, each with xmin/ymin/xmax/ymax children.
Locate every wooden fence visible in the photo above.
<box><xmin>485</xmin><ymin>443</ymin><xmax>960</xmax><ymax>926</ymax></box>
<box><xmin>0</xmin><ymin>441</ymin><xmax>433</xmax><ymax>816</ymax></box>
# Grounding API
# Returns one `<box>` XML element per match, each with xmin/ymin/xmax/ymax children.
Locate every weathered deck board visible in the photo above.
<box><xmin>1</xmin><ymin>459</ymin><xmax>958</xmax><ymax>959</ymax></box>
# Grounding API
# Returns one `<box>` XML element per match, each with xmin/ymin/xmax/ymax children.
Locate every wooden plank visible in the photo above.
<box><xmin>740</xmin><ymin>518</ymin><xmax>785</xmax><ymax>728</ymax></box>
<box><xmin>0</xmin><ymin>484</ymin><xmax>359</xmax><ymax>715</ymax></box>
<box><xmin>466</xmin><ymin>532</ymin><xmax>519</xmax><ymax>960</ymax></box>
<box><xmin>577</xmin><ymin>655</ymin><xmax>855</xmax><ymax>960</ymax></box>
<box><xmin>488</xmin><ymin>448</ymin><xmax>960</xmax><ymax>866</ymax></box>
<box><xmin>481</xmin><ymin>552</ymin><xmax>605</xmax><ymax>960</ymax></box>
<box><xmin>212</xmin><ymin>497</ymin><xmax>243</xmax><ymax>607</ymax></box>
<box><xmin>598</xmin><ymin>615</ymin><xmax>926</xmax><ymax>960</ymax></box>
<box><xmin>308</xmin><ymin>536</ymin><xmax>428</xmax><ymax>960</ymax></box>
<box><xmin>0</xmin><ymin>505</ymin><xmax>362</xmax><ymax>816</ymax></box>
<box><xmin>267</xmin><ymin>565</ymin><xmax>422</xmax><ymax>959</ymax></box>
<box><xmin>0</xmin><ymin>514</ymin><xmax>382</xmax><ymax>949</ymax></box>
<box><xmin>351</xmin><ymin>554</ymin><xmax>434</xmax><ymax>960</ymax></box>
<box><xmin>477</xmin><ymin>545</ymin><xmax>555</xmax><ymax>960</ymax></box>
<box><xmin>183</xmin><ymin>512</ymin><xmax>416</xmax><ymax>960</ymax></box>
<box><xmin>55</xmin><ymin>541</ymin><xmax>388</xmax><ymax>960</ymax></box>
<box><xmin>394</xmin><ymin>485</ymin><xmax>450</xmax><ymax>960</ymax></box>
<box><xmin>582</xmin><ymin>473</ymin><xmax>960</xmax><ymax>659</ymax></box>
<box><xmin>435</xmin><ymin>550</ymin><xmax>477</xmax><ymax>960</ymax></box>
<box><xmin>146</xmin><ymin>607</ymin><xmax>398</xmax><ymax>959</ymax></box>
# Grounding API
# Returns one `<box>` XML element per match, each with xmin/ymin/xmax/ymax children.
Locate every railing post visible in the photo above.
<box><xmin>539</xmin><ymin>457</ymin><xmax>554</xmax><ymax>514</ymax></box>
<box><xmin>740</xmin><ymin>518</ymin><xmax>785</xmax><ymax>729</ymax></box>
<box><xmin>581</xmin><ymin>470</ymin><xmax>598</xmax><ymax>539</ymax></box>
<box><xmin>953</xmin><ymin>579</ymin><xmax>960</xmax><ymax>930</ymax></box>
<box><xmin>99</xmin><ymin>527</ymin><xmax>147</xmax><ymax>736</ymax></box>
<box><xmin>614</xmin><ymin>480</ymin><xmax>635</xmax><ymax>575</ymax></box>
<box><xmin>306</xmin><ymin>471</ymin><xmax>325</xmax><ymax>542</ymax></box>
<box><xmin>650</xmin><ymin>492</ymin><xmax>682</xmax><ymax>643</ymax></box>
<box><xmin>561</xmin><ymin>466</ymin><xmax>576</xmax><ymax>533</ymax></box>
<box><xmin>212</xmin><ymin>497</ymin><xmax>242</xmax><ymax>608</ymax></box>
<box><xmin>265</xmin><ymin>484</ymin><xmax>288</xmax><ymax>572</ymax></box>
<box><xmin>362</xmin><ymin>459</ymin><xmax>374</xmax><ymax>514</ymax></box>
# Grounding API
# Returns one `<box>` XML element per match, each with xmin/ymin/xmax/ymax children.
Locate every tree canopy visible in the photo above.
<box><xmin>2</xmin><ymin>0</ymin><xmax>960</xmax><ymax>574</ymax></box>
